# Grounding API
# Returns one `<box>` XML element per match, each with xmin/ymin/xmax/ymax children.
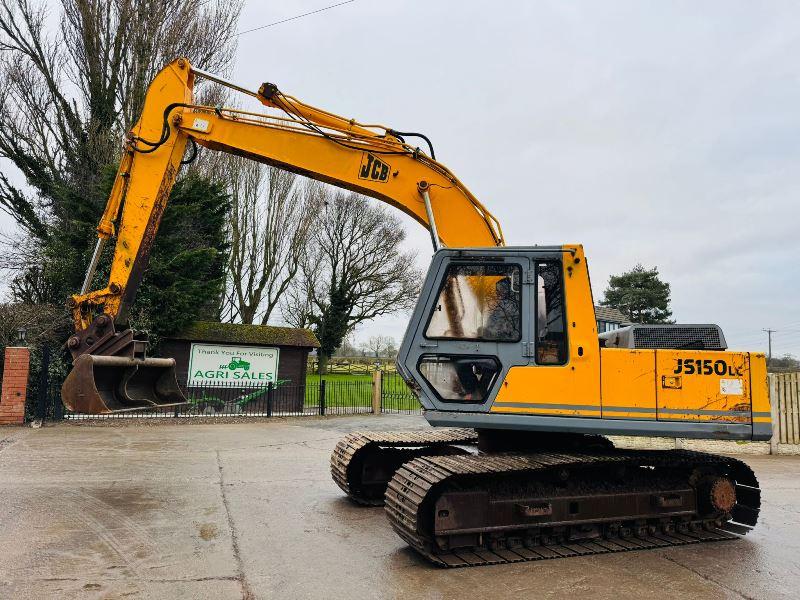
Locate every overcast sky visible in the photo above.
<box><xmin>3</xmin><ymin>1</ymin><xmax>799</xmax><ymax>357</ymax></box>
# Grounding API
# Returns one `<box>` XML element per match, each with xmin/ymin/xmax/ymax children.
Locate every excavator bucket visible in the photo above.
<box><xmin>62</xmin><ymin>354</ymin><xmax>186</xmax><ymax>414</ymax></box>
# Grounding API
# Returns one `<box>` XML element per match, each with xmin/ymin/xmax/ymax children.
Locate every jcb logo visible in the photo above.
<box><xmin>359</xmin><ymin>152</ymin><xmax>391</xmax><ymax>183</ymax></box>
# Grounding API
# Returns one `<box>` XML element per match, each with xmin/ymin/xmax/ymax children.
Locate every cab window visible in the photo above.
<box><xmin>536</xmin><ymin>261</ymin><xmax>567</xmax><ymax>364</ymax></box>
<box><xmin>418</xmin><ymin>355</ymin><xmax>500</xmax><ymax>402</ymax></box>
<box><xmin>425</xmin><ymin>264</ymin><xmax>521</xmax><ymax>342</ymax></box>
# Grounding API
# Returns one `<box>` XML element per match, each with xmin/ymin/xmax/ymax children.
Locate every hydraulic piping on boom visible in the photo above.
<box><xmin>62</xmin><ymin>57</ymin><xmax>503</xmax><ymax>413</ymax></box>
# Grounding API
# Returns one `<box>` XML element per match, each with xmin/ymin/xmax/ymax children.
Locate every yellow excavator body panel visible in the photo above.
<box><xmin>493</xmin><ymin>349</ymin><xmax>768</xmax><ymax>427</ymax></box>
<box><xmin>599</xmin><ymin>349</ymin><xmax>658</xmax><ymax>418</ymax></box>
<box><xmin>406</xmin><ymin>245</ymin><xmax>770</xmax><ymax>441</ymax></box>
<box><xmin>483</xmin><ymin>245</ymin><xmax>769</xmax><ymax>428</ymax></box>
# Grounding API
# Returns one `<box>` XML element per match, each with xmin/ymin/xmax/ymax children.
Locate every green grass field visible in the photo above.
<box><xmin>305</xmin><ymin>373</ymin><xmax>371</xmax><ymax>385</ymax></box>
<box><xmin>302</xmin><ymin>373</ymin><xmax>420</xmax><ymax>410</ymax></box>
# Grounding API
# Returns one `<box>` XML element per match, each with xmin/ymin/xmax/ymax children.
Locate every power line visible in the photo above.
<box><xmin>728</xmin><ymin>333</ymin><xmax>770</xmax><ymax>344</ymax></box>
<box><xmin>724</xmin><ymin>323</ymin><xmax>800</xmax><ymax>340</ymax></box>
<box><xmin>729</xmin><ymin>332</ymin><xmax>800</xmax><ymax>350</ymax></box>
<box><xmin>235</xmin><ymin>1</ymin><xmax>357</xmax><ymax>37</ymax></box>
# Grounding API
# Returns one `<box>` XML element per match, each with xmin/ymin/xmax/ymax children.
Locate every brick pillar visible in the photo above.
<box><xmin>0</xmin><ymin>347</ymin><xmax>30</xmax><ymax>425</ymax></box>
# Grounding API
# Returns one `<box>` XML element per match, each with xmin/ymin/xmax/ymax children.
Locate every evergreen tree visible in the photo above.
<box><xmin>11</xmin><ymin>171</ymin><xmax>230</xmax><ymax>356</ymax></box>
<box><xmin>0</xmin><ymin>0</ymin><xmax>240</xmax><ymax>356</ymax></box>
<box><xmin>601</xmin><ymin>264</ymin><xmax>673</xmax><ymax>324</ymax></box>
<box><xmin>309</xmin><ymin>278</ymin><xmax>351</xmax><ymax>373</ymax></box>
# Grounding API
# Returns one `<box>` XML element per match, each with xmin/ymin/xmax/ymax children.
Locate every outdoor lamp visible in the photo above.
<box><xmin>16</xmin><ymin>326</ymin><xmax>27</xmax><ymax>345</ymax></box>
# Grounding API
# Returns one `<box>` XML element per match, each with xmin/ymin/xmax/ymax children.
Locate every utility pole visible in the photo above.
<box><xmin>762</xmin><ymin>328</ymin><xmax>776</xmax><ymax>366</ymax></box>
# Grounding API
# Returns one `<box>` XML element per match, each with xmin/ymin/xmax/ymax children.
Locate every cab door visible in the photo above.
<box><xmin>399</xmin><ymin>250</ymin><xmax>531</xmax><ymax>413</ymax></box>
<box><xmin>489</xmin><ymin>251</ymin><xmax>602</xmax><ymax>418</ymax></box>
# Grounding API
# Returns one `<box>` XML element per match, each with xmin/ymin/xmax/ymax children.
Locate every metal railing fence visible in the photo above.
<box><xmin>380</xmin><ymin>372</ymin><xmax>421</xmax><ymax>414</ymax></box>
<box><xmin>31</xmin><ymin>371</ymin><xmax>422</xmax><ymax>422</ymax></box>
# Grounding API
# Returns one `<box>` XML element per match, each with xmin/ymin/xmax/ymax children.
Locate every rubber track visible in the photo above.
<box><xmin>330</xmin><ymin>428</ymin><xmax>478</xmax><ymax>505</ymax></box>
<box><xmin>385</xmin><ymin>449</ymin><xmax>760</xmax><ymax>567</ymax></box>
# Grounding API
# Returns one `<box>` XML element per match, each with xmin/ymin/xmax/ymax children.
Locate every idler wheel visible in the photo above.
<box><xmin>707</xmin><ymin>477</ymin><xmax>737</xmax><ymax>513</ymax></box>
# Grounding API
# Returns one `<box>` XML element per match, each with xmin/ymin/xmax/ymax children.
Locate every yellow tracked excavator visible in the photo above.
<box><xmin>64</xmin><ymin>58</ymin><xmax>770</xmax><ymax>567</ymax></box>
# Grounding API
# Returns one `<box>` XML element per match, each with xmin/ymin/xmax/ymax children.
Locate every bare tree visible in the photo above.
<box><xmin>211</xmin><ymin>157</ymin><xmax>316</xmax><ymax>325</ymax></box>
<box><xmin>361</xmin><ymin>335</ymin><xmax>396</xmax><ymax>358</ymax></box>
<box><xmin>283</xmin><ymin>189</ymin><xmax>422</xmax><ymax>372</ymax></box>
<box><xmin>333</xmin><ymin>333</ymin><xmax>359</xmax><ymax>357</ymax></box>
<box><xmin>0</xmin><ymin>0</ymin><xmax>241</xmax><ymax>302</ymax></box>
<box><xmin>0</xmin><ymin>302</ymin><xmax>66</xmax><ymax>348</ymax></box>
<box><xmin>282</xmin><ymin>276</ymin><xmax>315</xmax><ymax>330</ymax></box>
<box><xmin>384</xmin><ymin>336</ymin><xmax>398</xmax><ymax>359</ymax></box>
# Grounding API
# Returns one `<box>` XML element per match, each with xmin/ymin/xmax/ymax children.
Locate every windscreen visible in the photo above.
<box><xmin>425</xmin><ymin>264</ymin><xmax>521</xmax><ymax>342</ymax></box>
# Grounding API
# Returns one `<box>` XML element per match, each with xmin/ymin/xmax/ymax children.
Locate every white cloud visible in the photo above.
<box><xmin>6</xmin><ymin>0</ymin><xmax>798</xmax><ymax>358</ymax></box>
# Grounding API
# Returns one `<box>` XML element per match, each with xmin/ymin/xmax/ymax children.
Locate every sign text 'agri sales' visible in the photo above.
<box><xmin>188</xmin><ymin>343</ymin><xmax>279</xmax><ymax>387</ymax></box>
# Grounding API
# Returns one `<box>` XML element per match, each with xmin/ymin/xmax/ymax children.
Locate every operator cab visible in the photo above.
<box><xmin>398</xmin><ymin>246</ymin><xmax>768</xmax><ymax>442</ymax></box>
<box><xmin>397</xmin><ymin>246</ymin><xmax>580</xmax><ymax>415</ymax></box>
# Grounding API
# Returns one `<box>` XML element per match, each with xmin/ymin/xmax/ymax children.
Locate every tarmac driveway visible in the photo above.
<box><xmin>0</xmin><ymin>415</ymin><xmax>798</xmax><ymax>599</ymax></box>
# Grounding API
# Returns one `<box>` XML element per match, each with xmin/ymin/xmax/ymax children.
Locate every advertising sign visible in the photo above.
<box><xmin>188</xmin><ymin>343</ymin><xmax>279</xmax><ymax>387</ymax></box>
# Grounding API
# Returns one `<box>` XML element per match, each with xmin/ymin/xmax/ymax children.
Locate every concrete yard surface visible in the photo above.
<box><xmin>1</xmin><ymin>415</ymin><xmax>799</xmax><ymax>599</ymax></box>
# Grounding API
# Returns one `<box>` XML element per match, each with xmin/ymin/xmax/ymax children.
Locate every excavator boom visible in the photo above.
<box><xmin>62</xmin><ymin>58</ymin><xmax>503</xmax><ymax>413</ymax></box>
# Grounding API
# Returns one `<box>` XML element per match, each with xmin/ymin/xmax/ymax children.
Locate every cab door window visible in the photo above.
<box><xmin>536</xmin><ymin>261</ymin><xmax>567</xmax><ymax>364</ymax></box>
<box><xmin>424</xmin><ymin>264</ymin><xmax>521</xmax><ymax>342</ymax></box>
<box><xmin>418</xmin><ymin>355</ymin><xmax>501</xmax><ymax>402</ymax></box>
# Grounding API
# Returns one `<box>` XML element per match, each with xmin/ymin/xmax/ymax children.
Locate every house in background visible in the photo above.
<box><xmin>594</xmin><ymin>306</ymin><xmax>631</xmax><ymax>333</ymax></box>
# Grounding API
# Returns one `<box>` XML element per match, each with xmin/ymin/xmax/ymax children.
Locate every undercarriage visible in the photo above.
<box><xmin>330</xmin><ymin>429</ymin><xmax>478</xmax><ymax>505</ymax></box>
<box><xmin>331</xmin><ymin>428</ymin><xmax>760</xmax><ymax>567</ymax></box>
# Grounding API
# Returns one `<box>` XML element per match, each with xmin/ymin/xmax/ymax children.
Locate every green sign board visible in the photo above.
<box><xmin>188</xmin><ymin>343</ymin><xmax>280</xmax><ymax>387</ymax></box>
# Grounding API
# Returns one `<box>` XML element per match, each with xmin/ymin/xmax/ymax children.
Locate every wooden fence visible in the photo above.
<box><xmin>307</xmin><ymin>357</ymin><xmax>397</xmax><ymax>375</ymax></box>
<box><xmin>770</xmin><ymin>372</ymin><xmax>800</xmax><ymax>447</ymax></box>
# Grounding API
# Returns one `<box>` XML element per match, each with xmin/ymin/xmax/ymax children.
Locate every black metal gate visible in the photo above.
<box><xmin>28</xmin><ymin>358</ymin><xmax>421</xmax><ymax>422</ymax></box>
<box><xmin>380</xmin><ymin>372</ymin><xmax>422</xmax><ymax>414</ymax></box>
